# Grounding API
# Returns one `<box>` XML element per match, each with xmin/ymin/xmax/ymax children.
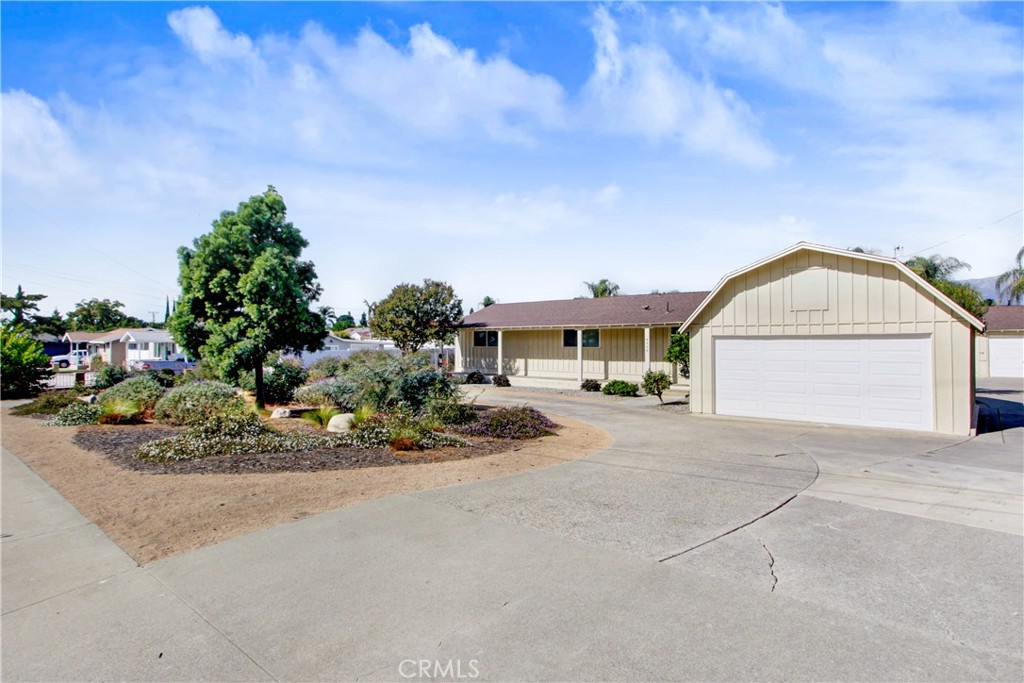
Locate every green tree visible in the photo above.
<box><xmin>369</xmin><ymin>279</ymin><xmax>463</xmax><ymax>354</ymax></box>
<box><xmin>65</xmin><ymin>298</ymin><xmax>144</xmax><ymax>331</ymax></box>
<box><xmin>1</xmin><ymin>285</ymin><xmax>46</xmax><ymax>325</ymax></box>
<box><xmin>996</xmin><ymin>246</ymin><xmax>1024</xmax><ymax>304</ymax></box>
<box><xmin>642</xmin><ymin>370</ymin><xmax>672</xmax><ymax>404</ymax></box>
<box><xmin>1</xmin><ymin>324</ymin><xmax>54</xmax><ymax>397</ymax></box>
<box><xmin>169</xmin><ymin>186</ymin><xmax>328</xmax><ymax>408</ymax></box>
<box><xmin>480</xmin><ymin>296</ymin><xmax>497</xmax><ymax>308</ymax></box>
<box><xmin>332</xmin><ymin>311</ymin><xmax>356</xmax><ymax>332</ymax></box>
<box><xmin>583</xmin><ymin>278</ymin><xmax>620</xmax><ymax>297</ymax></box>
<box><xmin>32</xmin><ymin>308</ymin><xmax>67</xmax><ymax>337</ymax></box>
<box><xmin>905</xmin><ymin>254</ymin><xmax>987</xmax><ymax>319</ymax></box>
<box><xmin>665</xmin><ymin>331</ymin><xmax>690</xmax><ymax>379</ymax></box>
<box><xmin>359</xmin><ymin>311</ymin><xmax>368</xmax><ymax>327</ymax></box>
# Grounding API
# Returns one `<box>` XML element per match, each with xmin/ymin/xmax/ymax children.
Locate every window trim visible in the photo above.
<box><xmin>563</xmin><ymin>329</ymin><xmax>600</xmax><ymax>348</ymax></box>
<box><xmin>473</xmin><ymin>330</ymin><xmax>499</xmax><ymax>347</ymax></box>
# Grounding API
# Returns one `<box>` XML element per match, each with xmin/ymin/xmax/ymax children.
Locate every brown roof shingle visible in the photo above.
<box><xmin>984</xmin><ymin>305</ymin><xmax>1024</xmax><ymax>332</ymax></box>
<box><xmin>461</xmin><ymin>292</ymin><xmax>711</xmax><ymax>329</ymax></box>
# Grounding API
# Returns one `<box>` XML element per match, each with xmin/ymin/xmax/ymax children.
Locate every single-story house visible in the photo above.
<box><xmin>63</xmin><ymin>327</ymin><xmax>183</xmax><ymax>368</ymax></box>
<box><xmin>286</xmin><ymin>332</ymin><xmax>400</xmax><ymax>367</ymax></box>
<box><xmin>457</xmin><ymin>242</ymin><xmax>984</xmax><ymax>435</ymax></box>
<box><xmin>976</xmin><ymin>305</ymin><xmax>1024</xmax><ymax>379</ymax></box>
<box><xmin>457</xmin><ymin>291</ymin><xmax>709</xmax><ymax>384</ymax></box>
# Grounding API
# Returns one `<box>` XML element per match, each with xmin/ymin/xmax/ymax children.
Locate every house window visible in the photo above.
<box><xmin>473</xmin><ymin>331</ymin><xmax>499</xmax><ymax>347</ymax></box>
<box><xmin>563</xmin><ymin>329</ymin><xmax>600</xmax><ymax>348</ymax></box>
<box><xmin>140</xmin><ymin>342</ymin><xmax>149</xmax><ymax>351</ymax></box>
<box><xmin>128</xmin><ymin>343</ymin><xmax>138</xmax><ymax>350</ymax></box>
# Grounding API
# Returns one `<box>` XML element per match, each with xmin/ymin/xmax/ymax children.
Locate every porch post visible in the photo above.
<box><xmin>496</xmin><ymin>330</ymin><xmax>504</xmax><ymax>375</ymax></box>
<box><xmin>454</xmin><ymin>332</ymin><xmax>464</xmax><ymax>373</ymax></box>
<box><xmin>577</xmin><ymin>328</ymin><xmax>584</xmax><ymax>382</ymax></box>
<box><xmin>644</xmin><ymin>327</ymin><xmax>651</xmax><ymax>373</ymax></box>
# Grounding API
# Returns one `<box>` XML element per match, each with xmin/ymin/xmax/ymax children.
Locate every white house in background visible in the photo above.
<box><xmin>287</xmin><ymin>332</ymin><xmax>400</xmax><ymax>367</ymax></box>
<box><xmin>63</xmin><ymin>327</ymin><xmax>183</xmax><ymax>368</ymax></box>
<box><xmin>344</xmin><ymin>327</ymin><xmax>375</xmax><ymax>341</ymax></box>
<box><xmin>976</xmin><ymin>306</ymin><xmax>1024</xmax><ymax>378</ymax></box>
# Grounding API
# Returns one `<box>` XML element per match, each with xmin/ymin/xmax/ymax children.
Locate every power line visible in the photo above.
<box><xmin>907</xmin><ymin>208</ymin><xmax>1023</xmax><ymax>257</ymax></box>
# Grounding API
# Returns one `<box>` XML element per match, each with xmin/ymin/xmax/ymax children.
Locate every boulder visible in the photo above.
<box><xmin>327</xmin><ymin>413</ymin><xmax>355</xmax><ymax>433</ymax></box>
<box><xmin>270</xmin><ymin>408</ymin><xmax>292</xmax><ymax>419</ymax></box>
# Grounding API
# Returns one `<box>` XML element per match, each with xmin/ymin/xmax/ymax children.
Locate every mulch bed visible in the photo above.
<box><xmin>71</xmin><ymin>423</ymin><xmax>525</xmax><ymax>475</ymax></box>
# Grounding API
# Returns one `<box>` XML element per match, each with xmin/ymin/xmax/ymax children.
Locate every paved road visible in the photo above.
<box><xmin>2</xmin><ymin>382</ymin><xmax>1022</xmax><ymax>681</ymax></box>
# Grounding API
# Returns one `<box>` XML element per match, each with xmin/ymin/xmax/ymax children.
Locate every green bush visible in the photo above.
<box><xmin>665</xmin><ymin>332</ymin><xmax>690</xmax><ymax>379</ymax></box>
<box><xmin>459</xmin><ymin>406</ymin><xmax>556</xmax><ymax>440</ymax></box>
<box><xmin>425</xmin><ymin>393</ymin><xmax>478</xmax><ymax>426</ymax></box>
<box><xmin>48</xmin><ymin>401</ymin><xmax>101</xmax><ymax>426</ymax></box>
<box><xmin>642</xmin><ymin>370</ymin><xmax>672</xmax><ymax>404</ymax></box>
<box><xmin>295</xmin><ymin>376</ymin><xmax>360</xmax><ymax>408</ymax></box>
<box><xmin>351</xmin><ymin>412</ymin><xmax>469</xmax><ymax>450</ymax></box>
<box><xmin>99</xmin><ymin>376</ymin><xmax>165</xmax><ymax>412</ymax></box>
<box><xmin>10</xmin><ymin>390</ymin><xmax>83</xmax><ymax>416</ymax></box>
<box><xmin>98</xmin><ymin>398</ymin><xmax>143</xmax><ymax>424</ymax></box>
<box><xmin>464</xmin><ymin>371</ymin><xmax>485</xmax><ymax>384</ymax></box>
<box><xmin>602</xmin><ymin>379</ymin><xmax>639</xmax><ymax>397</ymax></box>
<box><xmin>93</xmin><ymin>365</ymin><xmax>128</xmax><ymax>390</ymax></box>
<box><xmin>492</xmin><ymin>374</ymin><xmax>511</xmax><ymax>387</ymax></box>
<box><xmin>138</xmin><ymin>369</ymin><xmax>177</xmax><ymax>388</ymax></box>
<box><xmin>174</xmin><ymin>360</ymin><xmax>221</xmax><ymax>385</ymax></box>
<box><xmin>580</xmin><ymin>379</ymin><xmax>602</xmax><ymax>392</ymax></box>
<box><xmin>154</xmin><ymin>381</ymin><xmax>243</xmax><ymax>426</ymax></box>
<box><xmin>307</xmin><ymin>356</ymin><xmax>348</xmax><ymax>382</ymax></box>
<box><xmin>1</xmin><ymin>325</ymin><xmax>53</xmax><ymax>398</ymax></box>
<box><xmin>263</xmin><ymin>360</ymin><xmax>307</xmax><ymax>404</ymax></box>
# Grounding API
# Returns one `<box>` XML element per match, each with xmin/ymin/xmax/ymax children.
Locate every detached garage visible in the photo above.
<box><xmin>977</xmin><ymin>306</ymin><xmax>1024</xmax><ymax>379</ymax></box>
<box><xmin>682</xmin><ymin>243</ymin><xmax>983</xmax><ymax>435</ymax></box>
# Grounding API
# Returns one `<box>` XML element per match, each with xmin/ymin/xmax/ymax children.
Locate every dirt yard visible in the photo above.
<box><xmin>1</xmin><ymin>407</ymin><xmax>610</xmax><ymax>565</ymax></box>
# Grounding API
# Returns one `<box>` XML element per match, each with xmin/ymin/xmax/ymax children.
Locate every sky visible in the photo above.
<box><xmin>3</xmin><ymin>1</ymin><xmax>1023</xmax><ymax>322</ymax></box>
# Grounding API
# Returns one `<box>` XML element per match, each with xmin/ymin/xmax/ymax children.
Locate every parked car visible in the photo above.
<box><xmin>129</xmin><ymin>359</ymin><xmax>196</xmax><ymax>374</ymax></box>
<box><xmin>49</xmin><ymin>349</ymin><xmax>90</xmax><ymax>369</ymax></box>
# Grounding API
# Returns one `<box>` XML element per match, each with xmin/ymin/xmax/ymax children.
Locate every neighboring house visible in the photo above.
<box><xmin>681</xmin><ymin>243</ymin><xmax>982</xmax><ymax>435</ymax></box>
<box><xmin>345</xmin><ymin>327</ymin><xmax>375</xmax><ymax>341</ymax></box>
<box><xmin>33</xmin><ymin>333</ymin><xmax>68</xmax><ymax>357</ymax></box>
<box><xmin>457</xmin><ymin>291</ymin><xmax>709</xmax><ymax>384</ymax></box>
<box><xmin>976</xmin><ymin>306</ymin><xmax>1024</xmax><ymax>379</ymax></box>
<box><xmin>286</xmin><ymin>332</ymin><xmax>400</xmax><ymax>367</ymax></box>
<box><xmin>63</xmin><ymin>327</ymin><xmax>183</xmax><ymax>368</ymax></box>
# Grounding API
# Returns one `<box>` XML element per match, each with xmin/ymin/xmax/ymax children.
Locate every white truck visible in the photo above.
<box><xmin>49</xmin><ymin>349</ymin><xmax>90</xmax><ymax>369</ymax></box>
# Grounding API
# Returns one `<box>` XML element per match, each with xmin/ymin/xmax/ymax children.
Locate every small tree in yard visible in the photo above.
<box><xmin>665</xmin><ymin>331</ymin><xmax>690</xmax><ymax>379</ymax></box>
<box><xmin>369</xmin><ymin>280</ymin><xmax>463</xmax><ymax>354</ymax></box>
<box><xmin>642</xmin><ymin>370</ymin><xmax>672</xmax><ymax>404</ymax></box>
<box><xmin>1</xmin><ymin>324</ymin><xmax>54</xmax><ymax>397</ymax></box>
<box><xmin>169</xmin><ymin>186</ymin><xmax>328</xmax><ymax>408</ymax></box>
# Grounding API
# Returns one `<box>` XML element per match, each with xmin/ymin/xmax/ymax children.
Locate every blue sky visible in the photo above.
<box><xmin>3</xmin><ymin>2</ymin><xmax>1022</xmax><ymax>321</ymax></box>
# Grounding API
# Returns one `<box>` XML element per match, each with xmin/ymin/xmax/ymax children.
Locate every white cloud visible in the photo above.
<box><xmin>167</xmin><ymin>6</ymin><xmax>259</xmax><ymax>66</ymax></box>
<box><xmin>584</xmin><ymin>6</ymin><xmax>777</xmax><ymax>169</ymax></box>
<box><xmin>1</xmin><ymin>91</ymin><xmax>87</xmax><ymax>187</ymax></box>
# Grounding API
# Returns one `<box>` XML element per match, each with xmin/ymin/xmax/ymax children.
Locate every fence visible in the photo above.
<box><xmin>42</xmin><ymin>372</ymin><xmax>97</xmax><ymax>390</ymax></box>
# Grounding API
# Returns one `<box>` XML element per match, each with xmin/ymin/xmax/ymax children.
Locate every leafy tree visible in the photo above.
<box><xmin>369</xmin><ymin>279</ymin><xmax>463</xmax><ymax>354</ymax></box>
<box><xmin>332</xmin><ymin>311</ymin><xmax>356</xmax><ymax>332</ymax></box>
<box><xmin>32</xmin><ymin>308</ymin><xmax>67</xmax><ymax>337</ymax></box>
<box><xmin>480</xmin><ymin>296</ymin><xmax>497</xmax><ymax>308</ymax></box>
<box><xmin>1</xmin><ymin>324</ymin><xmax>54</xmax><ymax>397</ymax></box>
<box><xmin>904</xmin><ymin>254</ymin><xmax>987</xmax><ymax>319</ymax></box>
<box><xmin>169</xmin><ymin>186</ymin><xmax>328</xmax><ymax>408</ymax></box>
<box><xmin>583</xmin><ymin>278</ymin><xmax>620</xmax><ymax>297</ymax></box>
<box><xmin>1</xmin><ymin>285</ymin><xmax>47</xmax><ymax>325</ymax></box>
<box><xmin>665</xmin><ymin>331</ymin><xmax>690</xmax><ymax>379</ymax></box>
<box><xmin>359</xmin><ymin>311</ymin><xmax>368</xmax><ymax>327</ymax></box>
<box><xmin>66</xmin><ymin>298</ymin><xmax>144</xmax><ymax>331</ymax></box>
<box><xmin>642</xmin><ymin>370</ymin><xmax>672</xmax><ymax>404</ymax></box>
<box><xmin>996</xmin><ymin>246</ymin><xmax>1024</xmax><ymax>304</ymax></box>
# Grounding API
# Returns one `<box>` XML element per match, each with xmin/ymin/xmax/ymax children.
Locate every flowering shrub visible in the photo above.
<box><xmin>602</xmin><ymin>380</ymin><xmax>639</xmax><ymax>397</ymax></box>
<box><xmin>459</xmin><ymin>406</ymin><xmax>557</xmax><ymax>440</ymax></box>
<box><xmin>352</xmin><ymin>412</ymin><xmax>470</xmax><ymax>449</ymax></box>
<box><xmin>48</xmin><ymin>402</ymin><xmax>101</xmax><ymax>426</ymax></box>
<box><xmin>154</xmin><ymin>381</ymin><xmax>243</xmax><ymax>426</ymax></box>
<box><xmin>641</xmin><ymin>370</ymin><xmax>672</xmax><ymax>404</ymax></box>
<box><xmin>99</xmin><ymin>376</ymin><xmax>165</xmax><ymax>411</ymax></box>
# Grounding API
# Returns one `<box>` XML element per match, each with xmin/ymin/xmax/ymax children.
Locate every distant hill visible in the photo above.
<box><xmin>960</xmin><ymin>276</ymin><xmax>1001</xmax><ymax>302</ymax></box>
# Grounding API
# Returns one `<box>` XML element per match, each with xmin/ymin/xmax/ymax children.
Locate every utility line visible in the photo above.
<box><xmin>907</xmin><ymin>208</ymin><xmax>1023</xmax><ymax>257</ymax></box>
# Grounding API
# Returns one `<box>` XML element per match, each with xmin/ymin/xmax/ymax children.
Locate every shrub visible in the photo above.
<box><xmin>580</xmin><ymin>379</ymin><xmax>602</xmax><ymax>392</ymax></box>
<box><xmin>642</xmin><ymin>370</ymin><xmax>672</xmax><ymax>404</ymax></box>
<box><xmin>459</xmin><ymin>406</ymin><xmax>557</xmax><ymax>440</ymax></box>
<box><xmin>349</xmin><ymin>404</ymin><xmax>376</xmax><ymax>429</ymax></box>
<box><xmin>154</xmin><ymin>381</ymin><xmax>243</xmax><ymax>426</ymax></box>
<box><xmin>138</xmin><ymin>369</ymin><xmax>177</xmax><ymax>388</ymax></box>
<box><xmin>48</xmin><ymin>402</ymin><xmax>101</xmax><ymax>426</ymax></box>
<box><xmin>307</xmin><ymin>356</ymin><xmax>348</xmax><ymax>382</ymax></box>
<box><xmin>174</xmin><ymin>360</ymin><xmax>221</xmax><ymax>385</ymax></box>
<box><xmin>262</xmin><ymin>359</ymin><xmax>307</xmax><ymax>404</ymax></box>
<box><xmin>10</xmin><ymin>391</ymin><xmax>84</xmax><ymax>416</ymax></box>
<box><xmin>1</xmin><ymin>325</ymin><xmax>53</xmax><ymax>398</ymax></box>
<box><xmin>99</xmin><ymin>376</ymin><xmax>165</xmax><ymax>412</ymax></box>
<box><xmin>464</xmin><ymin>371</ymin><xmax>485</xmax><ymax>384</ymax></box>
<box><xmin>396</xmin><ymin>369</ymin><xmax>452</xmax><ymax>413</ymax></box>
<box><xmin>302</xmin><ymin>405</ymin><xmax>342</xmax><ymax>429</ymax></box>
<box><xmin>602</xmin><ymin>380</ymin><xmax>639</xmax><ymax>397</ymax></box>
<box><xmin>295</xmin><ymin>376</ymin><xmax>360</xmax><ymax>409</ymax></box>
<box><xmin>425</xmin><ymin>393</ymin><xmax>478</xmax><ymax>426</ymax></box>
<box><xmin>665</xmin><ymin>331</ymin><xmax>690</xmax><ymax>379</ymax></box>
<box><xmin>492</xmin><ymin>374</ymin><xmax>511</xmax><ymax>387</ymax></box>
<box><xmin>98</xmin><ymin>398</ymin><xmax>143</xmax><ymax>425</ymax></box>
<box><xmin>93</xmin><ymin>365</ymin><xmax>129</xmax><ymax>390</ymax></box>
<box><xmin>349</xmin><ymin>412</ymin><xmax>469</xmax><ymax>450</ymax></box>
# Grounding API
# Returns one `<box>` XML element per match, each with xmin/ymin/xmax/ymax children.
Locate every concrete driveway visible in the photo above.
<box><xmin>3</xmin><ymin>382</ymin><xmax>1022</xmax><ymax>682</ymax></box>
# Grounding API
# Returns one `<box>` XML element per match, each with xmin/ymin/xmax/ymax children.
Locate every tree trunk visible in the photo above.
<box><xmin>255</xmin><ymin>361</ymin><xmax>265</xmax><ymax>409</ymax></box>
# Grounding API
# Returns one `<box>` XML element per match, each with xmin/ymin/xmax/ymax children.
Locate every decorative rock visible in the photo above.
<box><xmin>327</xmin><ymin>413</ymin><xmax>355</xmax><ymax>433</ymax></box>
<box><xmin>77</xmin><ymin>394</ymin><xmax>98</xmax><ymax>404</ymax></box>
<box><xmin>270</xmin><ymin>408</ymin><xmax>292</xmax><ymax>419</ymax></box>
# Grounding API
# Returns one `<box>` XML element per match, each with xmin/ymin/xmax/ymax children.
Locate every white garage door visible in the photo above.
<box><xmin>715</xmin><ymin>336</ymin><xmax>934</xmax><ymax>431</ymax></box>
<box><xmin>989</xmin><ymin>336</ymin><xmax>1024</xmax><ymax>378</ymax></box>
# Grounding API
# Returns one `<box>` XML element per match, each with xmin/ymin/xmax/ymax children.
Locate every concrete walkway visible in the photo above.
<box><xmin>2</xmin><ymin>383</ymin><xmax>1022</xmax><ymax>681</ymax></box>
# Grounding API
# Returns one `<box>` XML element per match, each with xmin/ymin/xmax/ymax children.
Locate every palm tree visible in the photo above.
<box><xmin>583</xmin><ymin>279</ymin><xmax>621</xmax><ymax>298</ymax></box>
<box><xmin>904</xmin><ymin>254</ymin><xmax>971</xmax><ymax>282</ymax></box>
<box><xmin>996</xmin><ymin>246</ymin><xmax>1024</xmax><ymax>304</ymax></box>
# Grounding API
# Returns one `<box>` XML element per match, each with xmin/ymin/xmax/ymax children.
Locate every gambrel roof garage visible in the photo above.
<box><xmin>680</xmin><ymin>243</ymin><xmax>983</xmax><ymax>435</ymax></box>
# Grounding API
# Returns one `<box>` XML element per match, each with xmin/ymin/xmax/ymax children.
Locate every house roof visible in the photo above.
<box><xmin>119</xmin><ymin>328</ymin><xmax>174</xmax><ymax>344</ymax></box>
<box><xmin>460</xmin><ymin>292</ymin><xmax>711</xmax><ymax>330</ymax></box>
<box><xmin>62</xmin><ymin>331</ymin><xmax>108</xmax><ymax>343</ymax></box>
<box><xmin>983</xmin><ymin>305</ymin><xmax>1024</xmax><ymax>332</ymax></box>
<box><xmin>680</xmin><ymin>242</ymin><xmax>986</xmax><ymax>333</ymax></box>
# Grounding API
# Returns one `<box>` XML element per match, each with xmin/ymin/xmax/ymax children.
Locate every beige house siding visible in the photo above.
<box><xmin>688</xmin><ymin>249</ymin><xmax>976</xmax><ymax>435</ymax></box>
<box><xmin>458</xmin><ymin>327</ymin><xmax>678</xmax><ymax>382</ymax></box>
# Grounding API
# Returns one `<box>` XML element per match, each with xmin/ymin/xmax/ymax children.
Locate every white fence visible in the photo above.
<box><xmin>43</xmin><ymin>372</ymin><xmax>97</xmax><ymax>390</ymax></box>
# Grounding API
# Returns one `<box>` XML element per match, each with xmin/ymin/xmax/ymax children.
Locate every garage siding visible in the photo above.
<box><xmin>689</xmin><ymin>249</ymin><xmax>975</xmax><ymax>434</ymax></box>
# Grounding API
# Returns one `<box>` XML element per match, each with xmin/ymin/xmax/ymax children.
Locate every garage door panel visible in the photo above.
<box><xmin>989</xmin><ymin>337</ymin><xmax>1023</xmax><ymax>378</ymax></box>
<box><xmin>715</xmin><ymin>336</ymin><xmax>933</xmax><ymax>431</ymax></box>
